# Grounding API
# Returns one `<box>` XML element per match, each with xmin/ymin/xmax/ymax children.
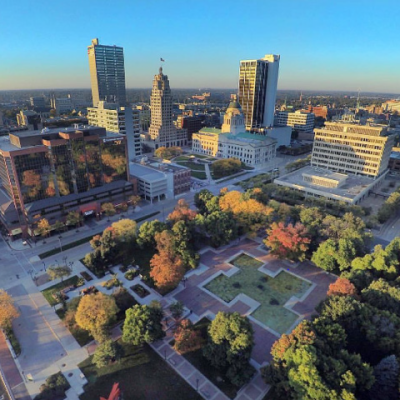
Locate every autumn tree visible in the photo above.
<box><xmin>111</xmin><ymin>219</ymin><xmax>137</xmax><ymax>243</ymax></box>
<box><xmin>122</xmin><ymin>304</ymin><xmax>164</xmax><ymax>345</ymax></box>
<box><xmin>170</xmin><ymin>301</ymin><xmax>184</xmax><ymax>320</ymax></box>
<box><xmin>174</xmin><ymin>319</ymin><xmax>203</xmax><ymax>354</ymax></box>
<box><xmin>129</xmin><ymin>195</ymin><xmax>141</xmax><ymax>210</ymax></box>
<box><xmin>101</xmin><ymin>202</ymin><xmax>116</xmax><ymax>217</ymax></box>
<box><xmin>154</xmin><ymin>146</ymin><xmax>182</xmax><ymax>160</ymax></box>
<box><xmin>264</xmin><ymin>222</ymin><xmax>310</xmax><ymax>261</ymax></box>
<box><xmin>203</xmin><ymin>312</ymin><xmax>255</xmax><ymax>386</ymax></box>
<box><xmin>75</xmin><ymin>292</ymin><xmax>119</xmax><ymax>342</ymax></box>
<box><xmin>0</xmin><ymin>290</ymin><xmax>19</xmax><ymax>330</ymax></box>
<box><xmin>47</xmin><ymin>266</ymin><xmax>71</xmax><ymax>282</ymax></box>
<box><xmin>167</xmin><ymin>199</ymin><xmax>197</xmax><ymax>225</ymax></box>
<box><xmin>37</xmin><ymin>218</ymin><xmax>51</xmax><ymax>237</ymax></box>
<box><xmin>66</xmin><ymin>211</ymin><xmax>82</xmax><ymax>227</ymax></box>
<box><xmin>93</xmin><ymin>339</ymin><xmax>124</xmax><ymax>368</ymax></box>
<box><xmin>327</xmin><ymin>278</ymin><xmax>358</xmax><ymax>298</ymax></box>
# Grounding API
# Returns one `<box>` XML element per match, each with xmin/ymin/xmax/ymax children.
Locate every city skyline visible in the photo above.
<box><xmin>0</xmin><ymin>0</ymin><xmax>399</xmax><ymax>93</ymax></box>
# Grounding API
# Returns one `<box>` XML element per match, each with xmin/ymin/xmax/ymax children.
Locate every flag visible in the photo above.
<box><xmin>160</xmin><ymin>58</ymin><xmax>165</xmax><ymax>62</ymax></box>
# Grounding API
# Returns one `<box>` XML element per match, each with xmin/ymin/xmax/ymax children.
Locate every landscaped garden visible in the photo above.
<box><xmin>175</xmin><ymin>156</ymin><xmax>207</xmax><ymax>180</ymax></box>
<box><xmin>205</xmin><ymin>253</ymin><xmax>311</xmax><ymax>333</ymax></box>
<box><xmin>79</xmin><ymin>341</ymin><xmax>202</xmax><ymax>400</ymax></box>
<box><xmin>41</xmin><ymin>275</ymin><xmax>82</xmax><ymax>306</ymax></box>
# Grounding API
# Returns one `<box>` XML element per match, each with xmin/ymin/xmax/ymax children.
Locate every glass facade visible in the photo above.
<box><xmin>13</xmin><ymin>151</ymin><xmax>55</xmax><ymax>203</ymax></box>
<box><xmin>10</xmin><ymin>135</ymin><xmax>127</xmax><ymax>205</ymax></box>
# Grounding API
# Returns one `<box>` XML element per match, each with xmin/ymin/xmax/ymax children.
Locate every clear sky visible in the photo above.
<box><xmin>0</xmin><ymin>0</ymin><xmax>399</xmax><ymax>93</ymax></box>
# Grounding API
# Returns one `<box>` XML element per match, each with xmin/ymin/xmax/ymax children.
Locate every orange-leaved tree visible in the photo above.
<box><xmin>264</xmin><ymin>222</ymin><xmax>310</xmax><ymax>261</ymax></box>
<box><xmin>173</xmin><ymin>319</ymin><xmax>203</xmax><ymax>354</ymax></box>
<box><xmin>327</xmin><ymin>277</ymin><xmax>358</xmax><ymax>298</ymax></box>
<box><xmin>167</xmin><ymin>199</ymin><xmax>197</xmax><ymax>225</ymax></box>
<box><xmin>0</xmin><ymin>290</ymin><xmax>20</xmax><ymax>330</ymax></box>
<box><xmin>150</xmin><ymin>230</ymin><xmax>185</xmax><ymax>291</ymax></box>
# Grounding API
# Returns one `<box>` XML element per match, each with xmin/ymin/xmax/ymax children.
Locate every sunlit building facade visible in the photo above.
<box><xmin>0</xmin><ymin>126</ymin><xmax>133</xmax><ymax>237</ymax></box>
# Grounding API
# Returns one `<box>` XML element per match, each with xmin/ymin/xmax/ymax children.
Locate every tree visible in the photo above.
<box><xmin>129</xmin><ymin>195</ymin><xmax>141</xmax><ymax>210</ymax></box>
<box><xmin>101</xmin><ymin>202</ymin><xmax>116</xmax><ymax>217</ymax></box>
<box><xmin>53</xmin><ymin>220</ymin><xmax>65</xmax><ymax>233</ymax></box>
<box><xmin>111</xmin><ymin>219</ymin><xmax>137</xmax><ymax>243</ymax></box>
<box><xmin>47</xmin><ymin>266</ymin><xmax>71</xmax><ymax>282</ymax></box>
<box><xmin>264</xmin><ymin>222</ymin><xmax>310</xmax><ymax>261</ymax></box>
<box><xmin>194</xmin><ymin>189</ymin><xmax>215</xmax><ymax>214</ymax></box>
<box><xmin>368</xmin><ymin>355</ymin><xmax>400</xmax><ymax>400</ymax></box>
<box><xmin>93</xmin><ymin>340</ymin><xmax>124</xmax><ymax>368</ymax></box>
<box><xmin>211</xmin><ymin>158</ymin><xmax>242</xmax><ymax>179</ymax></box>
<box><xmin>167</xmin><ymin>199</ymin><xmax>197</xmax><ymax>225</ymax></box>
<box><xmin>170</xmin><ymin>301</ymin><xmax>184</xmax><ymax>320</ymax></box>
<box><xmin>173</xmin><ymin>319</ymin><xmax>203</xmax><ymax>354</ymax></box>
<box><xmin>327</xmin><ymin>278</ymin><xmax>358</xmax><ymax>298</ymax></box>
<box><xmin>75</xmin><ymin>292</ymin><xmax>119</xmax><ymax>342</ymax></box>
<box><xmin>136</xmin><ymin>220</ymin><xmax>168</xmax><ymax>248</ymax></box>
<box><xmin>312</xmin><ymin>239</ymin><xmax>338</xmax><ymax>272</ymax></box>
<box><xmin>66</xmin><ymin>211</ymin><xmax>82</xmax><ymax>227</ymax></box>
<box><xmin>171</xmin><ymin>220</ymin><xmax>199</xmax><ymax>270</ymax></box>
<box><xmin>122</xmin><ymin>304</ymin><xmax>164</xmax><ymax>345</ymax></box>
<box><xmin>203</xmin><ymin>312</ymin><xmax>255</xmax><ymax>386</ymax></box>
<box><xmin>0</xmin><ymin>290</ymin><xmax>19</xmax><ymax>330</ymax></box>
<box><xmin>150</xmin><ymin>250</ymin><xmax>185</xmax><ymax>291</ymax></box>
<box><xmin>37</xmin><ymin>218</ymin><xmax>51</xmax><ymax>237</ymax></box>
<box><xmin>154</xmin><ymin>146</ymin><xmax>182</xmax><ymax>160</ymax></box>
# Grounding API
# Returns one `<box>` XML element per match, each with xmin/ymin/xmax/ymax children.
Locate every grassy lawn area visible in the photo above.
<box><xmin>180</xmin><ymin>318</ymin><xmax>239</xmax><ymax>399</ymax></box>
<box><xmin>57</xmin><ymin>307</ymin><xmax>93</xmax><ymax>346</ymax></box>
<box><xmin>41</xmin><ymin>275</ymin><xmax>80</xmax><ymax>306</ymax></box>
<box><xmin>191</xmin><ymin>170</ymin><xmax>207</xmax><ymax>180</ymax></box>
<box><xmin>79</xmin><ymin>341</ymin><xmax>202</xmax><ymax>400</ymax></box>
<box><xmin>205</xmin><ymin>254</ymin><xmax>311</xmax><ymax>333</ymax></box>
<box><xmin>176</xmin><ymin>161</ymin><xmax>206</xmax><ymax>171</ymax></box>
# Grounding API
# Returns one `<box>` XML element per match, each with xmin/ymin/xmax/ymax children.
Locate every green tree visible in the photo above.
<box><xmin>368</xmin><ymin>355</ymin><xmax>399</xmax><ymax>400</ymax></box>
<box><xmin>122</xmin><ymin>304</ymin><xmax>164</xmax><ymax>345</ymax></box>
<box><xmin>66</xmin><ymin>211</ymin><xmax>83</xmax><ymax>227</ymax></box>
<box><xmin>47</xmin><ymin>265</ymin><xmax>71</xmax><ymax>282</ymax></box>
<box><xmin>203</xmin><ymin>312</ymin><xmax>255</xmax><ymax>387</ymax></box>
<box><xmin>170</xmin><ymin>301</ymin><xmax>184</xmax><ymax>320</ymax></box>
<box><xmin>136</xmin><ymin>220</ymin><xmax>168</xmax><ymax>248</ymax></box>
<box><xmin>53</xmin><ymin>220</ymin><xmax>65</xmax><ymax>233</ymax></box>
<box><xmin>129</xmin><ymin>195</ymin><xmax>141</xmax><ymax>210</ymax></box>
<box><xmin>93</xmin><ymin>339</ymin><xmax>124</xmax><ymax>368</ymax></box>
<box><xmin>312</xmin><ymin>239</ymin><xmax>338</xmax><ymax>272</ymax></box>
<box><xmin>171</xmin><ymin>220</ymin><xmax>199</xmax><ymax>269</ymax></box>
<box><xmin>101</xmin><ymin>202</ymin><xmax>116</xmax><ymax>217</ymax></box>
<box><xmin>194</xmin><ymin>189</ymin><xmax>215</xmax><ymax>214</ymax></box>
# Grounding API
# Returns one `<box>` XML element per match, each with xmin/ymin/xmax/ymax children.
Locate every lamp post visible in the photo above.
<box><xmin>58</xmin><ymin>236</ymin><xmax>63</xmax><ymax>253</ymax></box>
<box><xmin>42</xmin><ymin>261</ymin><xmax>46</xmax><ymax>272</ymax></box>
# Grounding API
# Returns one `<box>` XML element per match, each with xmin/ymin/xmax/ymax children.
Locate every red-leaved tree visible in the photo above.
<box><xmin>264</xmin><ymin>222</ymin><xmax>310</xmax><ymax>261</ymax></box>
<box><xmin>167</xmin><ymin>199</ymin><xmax>197</xmax><ymax>225</ymax></box>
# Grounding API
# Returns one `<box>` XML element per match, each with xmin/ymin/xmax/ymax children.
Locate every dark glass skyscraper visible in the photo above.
<box><xmin>88</xmin><ymin>38</ymin><xmax>126</xmax><ymax>106</ymax></box>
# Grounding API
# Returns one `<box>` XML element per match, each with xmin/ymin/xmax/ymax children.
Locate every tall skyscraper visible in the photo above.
<box><xmin>148</xmin><ymin>67</ymin><xmax>187</xmax><ymax>149</ymax></box>
<box><xmin>88</xmin><ymin>38</ymin><xmax>126</xmax><ymax>107</ymax></box>
<box><xmin>238</xmin><ymin>54</ymin><xmax>280</xmax><ymax>130</ymax></box>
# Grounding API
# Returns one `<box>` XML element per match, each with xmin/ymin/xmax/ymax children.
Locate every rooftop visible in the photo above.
<box><xmin>129</xmin><ymin>163</ymin><xmax>167</xmax><ymax>183</ymax></box>
<box><xmin>275</xmin><ymin>165</ymin><xmax>381</xmax><ymax>202</ymax></box>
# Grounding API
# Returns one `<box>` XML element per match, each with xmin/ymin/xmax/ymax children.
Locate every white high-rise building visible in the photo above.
<box><xmin>275</xmin><ymin>110</ymin><xmax>315</xmax><ymax>133</ymax></box>
<box><xmin>238</xmin><ymin>54</ymin><xmax>280</xmax><ymax>130</ymax></box>
<box><xmin>148</xmin><ymin>67</ymin><xmax>187</xmax><ymax>149</ymax></box>
<box><xmin>87</xmin><ymin>101</ymin><xmax>141</xmax><ymax>159</ymax></box>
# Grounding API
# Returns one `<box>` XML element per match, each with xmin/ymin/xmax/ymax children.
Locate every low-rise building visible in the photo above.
<box><xmin>129</xmin><ymin>157</ymin><xmax>191</xmax><ymax>202</ymax></box>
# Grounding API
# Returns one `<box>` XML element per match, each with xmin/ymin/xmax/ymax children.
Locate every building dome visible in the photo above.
<box><xmin>227</xmin><ymin>100</ymin><xmax>241</xmax><ymax>110</ymax></box>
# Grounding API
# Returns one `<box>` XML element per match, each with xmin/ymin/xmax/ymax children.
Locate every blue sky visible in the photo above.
<box><xmin>0</xmin><ymin>0</ymin><xmax>399</xmax><ymax>93</ymax></box>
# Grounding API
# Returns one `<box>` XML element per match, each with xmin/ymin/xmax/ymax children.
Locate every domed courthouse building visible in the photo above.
<box><xmin>192</xmin><ymin>100</ymin><xmax>277</xmax><ymax>169</ymax></box>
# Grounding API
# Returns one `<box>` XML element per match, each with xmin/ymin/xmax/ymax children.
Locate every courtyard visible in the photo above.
<box><xmin>204</xmin><ymin>253</ymin><xmax>311</xmax><ymax>333</ymax></box>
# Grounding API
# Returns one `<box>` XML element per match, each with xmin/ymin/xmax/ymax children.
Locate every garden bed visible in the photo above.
<box><xmin>80</xmin><ymin>271</ymin><xmax>93</xmax><ymax>281</ymax></box>
<box><xmin>41</xmin><ymin>275</ymin><xmax>80</xmax><ymax>306</ymax></box>
<box><xmin>131</xmin><ymin>284</ymin><xmax>150</xmax><ymax>298</ymax></box>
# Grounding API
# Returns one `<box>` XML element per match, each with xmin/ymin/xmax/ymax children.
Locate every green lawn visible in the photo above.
<box><xmin>205</xmin><ymin>254</ymin><xmax>311</xmax><ymax>333</ymax></box>
<box><xmin>176</xmin><ymin>161</ymin><xmax>206</xmax><ymax>171</ymax></box>
<box><xmin>191</xmin><ymin>170</ymin><xmax>207</xmax><ymax>180</ymax></box>
<box><xmin>79</xmin><ymin>341</ymin><xmax>201</xmax><ymax>400</ymax></box>
<box><xmin>180</xmin><ymin>318</ymin><xmax>239</xmax><ymax>399</ymax></box>
<box><xmin>41</xmin><ymin>275</ymin><xmax>80</xmax><ymax>306</ymax></box>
